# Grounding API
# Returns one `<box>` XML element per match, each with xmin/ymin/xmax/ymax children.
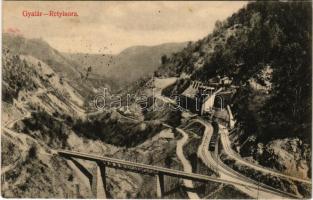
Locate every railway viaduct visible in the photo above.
<box><xmin>58</xmin><ymin>150</ymin><xmax>297</xmax><ymax>199</ymax></box>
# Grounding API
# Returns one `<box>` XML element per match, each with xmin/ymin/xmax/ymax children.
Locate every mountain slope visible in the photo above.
<box><xmin>153</xmin><ymin>1</ymin><xmax>311</xmax><ymax>178</ymax></box>
<box><xmin>2</xmin><ymin>37</ymin><xmax>187</xmax><ymax>198</ymax></box>
<box><xmin>2</xmin><ymin>34</ymin><xmax>106</xmax><ymax>97</ymax></box>
<box><xmin>2</xmin><ymin>48</ymin><xmax>85</xmax><ymax>118</ymax></box>
<box><xmin>1</xmin><ymin>39</ymin><xmax>141</xmax><ymax>198</ymax></box>
<box><xmin>156</xmin><ymin>1</ymin><xmax>311</xmax><ymax>142</ymax></box>
<box><xmin>65</xmin><ymin>42</ymin><xmax>187</xmax><ymax>85</ymax></box>
<box><xmin>3</xmin><ymin>33</ymin><xmax>81</xmax><ymax>80</ymax></box>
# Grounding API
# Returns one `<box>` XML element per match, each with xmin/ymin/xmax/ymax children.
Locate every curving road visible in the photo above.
<box><xmin>219</xmin><ymin>125</ymin><xmax>311</xmax><ymax>184</ymax></box>
<box><xmin>3</xmin><ymin>111</ymin><xmax>299</xmax><ymax>199</ymax></box>
<box><xmin>4</xmin><ymin>112</ymin><xmax>31</xmax><ymax>128</ymax></box>
<box><xmin>190</xmin><ymin>119</ymin><xmax>300</xmax><ymax>199</ymax></box>
<box><xmin>2</xmin><ymin>87</ymin><xmax>306</xmax><ymax>199</ymax></box>
<box><xmin>176</xmin><ymin>128</ymin><xmax>200</xmax><ymax>199</ymax></box>
<box><xmin>196</xmin><ymin>122</ymin><xmax>220</xmax><ymax>175</ymax></box>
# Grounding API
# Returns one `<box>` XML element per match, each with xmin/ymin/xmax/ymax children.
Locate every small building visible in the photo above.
<box><xmin>220</xmin><ymin>76</ymin><xmax>232</xmax><ymax>86</ymax></box>
<box><xmin>178</xmin><ymin>81</ymin><xmax>202</xmax><ymax>113</ymax></box>
<box><xmin>207</xmin><ymin>76</ymin><xmax>232</xmax><ymax>87</ymax></box>
<box><xmin>215</xmin><ymin>90</ymin><xmax>234</xmax><ymax>106</ymax></box>
<box><xmin>207</xmin><ymin>77</ymin><xmax>220</xmax><ymax>87</ymax></box>
<box><xmin>178</xmin><ymin>81</ymin><xmax>219</xmax><ymax>115</ymax></box>
<box><xmin>212</xmin><ymin>105</ymin><xmax>235</xmax><ymax>129</ymax></box>
<box><xmin>227</xmin><ymin>105</ymin><xmax>235</xmax><ymax>129</ymax></box>
<box><xmin>213</xmin><ymin>108</ymin><xmax>229</xmax><ymax>127</ymax></box>
<box><xmin>200</xmin><ymin>87</ymin><xmax>223</xmax><ymax>115</ymax></box>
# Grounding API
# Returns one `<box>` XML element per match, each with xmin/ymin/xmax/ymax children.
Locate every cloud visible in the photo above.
<box><xmin>3</xmin><ymin>1</ymin><xmax>247</xmax><ymax>54</ymax></box>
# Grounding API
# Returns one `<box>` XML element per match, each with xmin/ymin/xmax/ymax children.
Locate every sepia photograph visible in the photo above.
<box><xmin>1</xmin><ymin>1</ymin><xmax>312</xmax><ymax>199</ymax></box>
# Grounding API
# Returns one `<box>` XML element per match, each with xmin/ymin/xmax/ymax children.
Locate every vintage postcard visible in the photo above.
<box><xmin>1</xmin><ymin>1</ymin><xmax>312</xmax><ymax>199</ymax></box>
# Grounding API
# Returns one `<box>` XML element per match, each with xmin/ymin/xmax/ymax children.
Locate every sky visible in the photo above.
<box><xmin>3</xmin><ymin>1</ymin><xmax>247</xmax><ymax>54</ymax></box>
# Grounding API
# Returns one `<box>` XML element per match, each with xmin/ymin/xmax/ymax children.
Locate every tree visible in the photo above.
<box><xmin>164</xmin><ymin>155</ymin><xmax>172</xmax><ymax>167</ymax></box>
<box><xmin>28</xmin><ymin>145</ymin><xmax>38</xmax><ymax>159</ymax></box>
<box><xmin>161</xmin><ymin>55</ymin><xmax>168</xmax><ymax>65</ymax></box>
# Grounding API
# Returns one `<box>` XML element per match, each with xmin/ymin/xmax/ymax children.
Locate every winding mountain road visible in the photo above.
<box><xmin>219</xmin><ymin>125</ymin><xmax>311</xmax><ymax>184</ymax></box>
<box><xmin>2</xmin><ymin>83</ymin><xmax>309</xmax><ymax>199</ymax></box>
<box><xmin>176</xmin><ymin>128</ymin><xmax>200</xmax><ymax>199</ymax></box>
<box><xmin>196</xmin><ymin>121</ymin><xmax>220</xmax><ymax>175</ymax></box>
<box><xmin>188</xmin><ymin>119</ymin><xmax>299</xmax><ymax>199</ymax></box>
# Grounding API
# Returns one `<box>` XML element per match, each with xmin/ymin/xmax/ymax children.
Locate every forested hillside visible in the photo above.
<box><xmin>156</xmin><ymin>2</ymin><xmax>311</xmax><ymax>143</ymax></box>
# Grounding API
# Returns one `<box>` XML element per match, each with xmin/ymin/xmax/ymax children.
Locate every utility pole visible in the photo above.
<box><xmin>215</xmin><ymin>152</ymin><xmax>219</xmax><ymax>174</ymax></box>
<box><xmin>216</xmin><ymin>142</ymin><xmax>219</xmax><ymax>175</ymax></box>
<box><xmin>257</xmin><ymin>178</ymin><xmax>260</xmax><ymax>199</ymax></box>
